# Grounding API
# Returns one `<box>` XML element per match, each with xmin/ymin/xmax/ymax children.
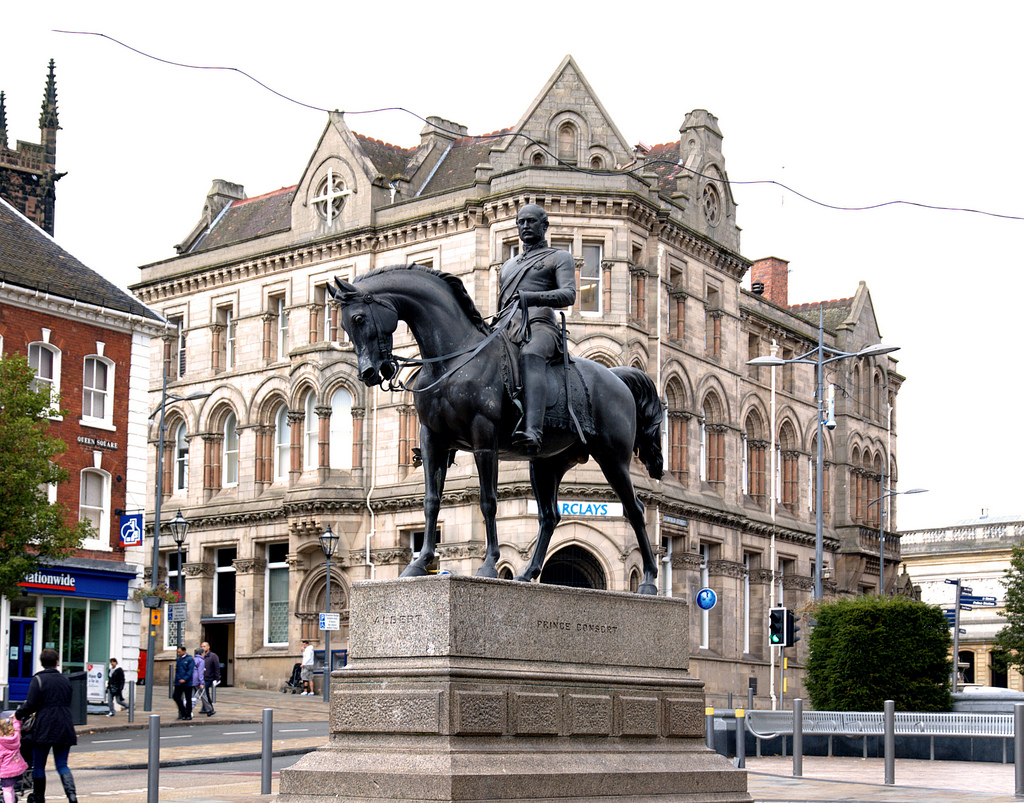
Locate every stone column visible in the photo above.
<box><xmin>288</xmin><ymin>410</ymin><xmax>303</xmax><ymax>484</ymax></box>
<box><xmin>232</xmin><ymin>557</ymin><xmax>267</xmax><ymax>661</ymax></box>
<box><xmin>316</xmin><ymin>405</ymin><xmax>331</xmax><ymax>483</ymax></box>
<box><xmin>183</xmin><ymin>562</ymin><xmax>214</xmax><ymax>649</ymax></box>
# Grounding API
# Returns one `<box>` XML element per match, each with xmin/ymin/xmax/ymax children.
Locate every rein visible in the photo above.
<box><xmin>360</xmin><ymin>292</ymin><xmax>518</xmax><ymax>394</ymax></box>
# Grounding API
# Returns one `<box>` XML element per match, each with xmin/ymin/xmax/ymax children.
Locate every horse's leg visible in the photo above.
<box><xmin>514</xmin><ymin>456</ymin><xmax>574</xmax><ymax>583</ymax></box>
<box><xmin>401</xmin><ymin>427</ymin><xmax>449</xmax><ymax>577</ymax></box>
<box><xmin>594</xmin><ymin>455</ymin><xmax>659</xmax><ymax>595</ymax></box>
<box><xmin>473</xmin><ymin>444</ymin><xmax>500</xmax><ymax>578</ymax></box>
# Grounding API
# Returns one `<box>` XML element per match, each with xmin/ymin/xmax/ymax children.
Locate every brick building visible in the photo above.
<box><xmin>130</xmin><ymin>57</ymin><xmax>903</xmax><ymax>701</ymax></box>
<box><xmin>0</xmin><ymin>66</ymin><xmax>165</xmax><ymax>701</ymax></box>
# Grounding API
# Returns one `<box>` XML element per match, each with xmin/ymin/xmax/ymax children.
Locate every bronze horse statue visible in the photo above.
<box><xmin>330</xmin><ymin>265</ymin><xmax>665</xmax><ymax>593</ymax></box>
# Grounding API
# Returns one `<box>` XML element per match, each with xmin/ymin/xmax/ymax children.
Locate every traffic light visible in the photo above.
<box><xmin>786</xmin><ymin>609</ymin><xmax>801</xmax><ymax>647</ymax></box>
<box><xmin>768</xmin><ymin>607</ymin><xmax>787</xmax><ymax>646</ymax></box>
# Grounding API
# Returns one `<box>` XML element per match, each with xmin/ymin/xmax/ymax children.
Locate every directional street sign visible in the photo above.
<box><xmin>959</xmin><ymin>604</ymin><xmax>973</xmax><ymax>612</ymax></box>
<box><xmin>961</xmin><ymin>595</ymin><xmax>997</xmax><ymax>606</ymax></box>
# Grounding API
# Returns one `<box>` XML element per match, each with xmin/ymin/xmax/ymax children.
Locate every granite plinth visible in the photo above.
<box><xmin>279</xmin><ymin>575</ymin><xmax>749</xmax><ymax>803</ymax></box>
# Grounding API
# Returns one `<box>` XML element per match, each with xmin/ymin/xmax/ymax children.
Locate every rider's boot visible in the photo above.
<box><xmin>513</xmin><ymin>354</ymin><xmax>548</xmax><ymax>454</ymax></box>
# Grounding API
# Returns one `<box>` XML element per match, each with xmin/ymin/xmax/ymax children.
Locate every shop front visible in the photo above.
<box><xmin>3</xmin><ymin>558</ymin><xmax>139</xmax><ymax>705</ymax></box>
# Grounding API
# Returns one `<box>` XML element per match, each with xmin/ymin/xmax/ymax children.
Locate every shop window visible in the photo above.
<box><xmin>265</xmin><ymin>543</ymin><xmax>289</xmax><ymax>646</ymax></box>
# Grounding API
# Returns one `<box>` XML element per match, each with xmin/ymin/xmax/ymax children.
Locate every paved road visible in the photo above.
<box><xmin>79</xmin><ymin>721</ymin><xmax>328</xmax><ymax>753</ymax></box>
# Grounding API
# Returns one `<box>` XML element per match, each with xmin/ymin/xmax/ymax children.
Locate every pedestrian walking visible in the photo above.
<box><xmin>16</xmin><ymin>648</ymin><xmax>79</xmax><ymax>803</ymax></box>
<box><xmin>105</xmin><ymin>659</ymin><xmax>126</xmax><ymax>717</ymax></box>
<box><xmin>0</xmin><ymin>717</ymin><xmax>29</xmax><ymax>803</ymax></box>
<box><xmin>172</xmin><ymin>647</ymin><xmax>194</xmax><ymax>721</ymax></box>
<box><xmin>190</xmin><ymin>649</ymin><xmax>204</xmax><ymax>710</ymax></box>
<box><xmin>300</xmin><ymin>640</ymin><xmax>314</xmax><ymax>696</ymax></box>
<box><xmin>199</xmin><ymin>642</ymin><xmax>220</xmax><ymax>716</ymax></box>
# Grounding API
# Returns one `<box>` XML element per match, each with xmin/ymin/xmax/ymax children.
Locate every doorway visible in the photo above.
<box><xmin>8</xmin><ymin>620</ymin><xmax>36</xmax><ymax>703</ymax></box>
<box><xmin>202</xmin><ymin>622</ymin><xmax>234</xmax><ymax>686</ymax></box>
<box><xmin>539</xmin><ymin>545</ymin><xmax>607</xmax><ymax>590</ymax></box>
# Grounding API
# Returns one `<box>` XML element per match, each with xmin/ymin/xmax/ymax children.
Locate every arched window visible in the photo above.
<box><xmin>274</xmin><ymin>405</ymin><xmax>290</xmax><ymax>481</ymax></box>
<box><xmin>665</xmin><ymin>380</ymin><xmax>688</xmax><ymax>481</ymax></box>
<box><xmin>743</xmin><ymin>411</ymin><xmax>766</xmax><ymax>508</ymax></box>
<box><xmin>539</xmin><ymin>545</ymin><xmax>606</xmax><ymax>590</ymax></box>
<box><xmin>29</xmin><ymin>341</ymin><xmax>61</xmax><ymax>411</ymax></box>
<box><xmin>853</xmin><ymin>363</ymin><xmax>863</xmax><ymax>416</ymax></box>
<box><xmin>303</xmin><ymin>392</ymin><xmax>318</xmax><ymax>471</ymax></box>
<box><xmin>557</xmin><ymin>122</ymin><xmax>577</xmax><ymax>164</ymax></box>
<box><xmin>778</xmin><ymin>421</ymin><xmax>799</xmax><ymax>512</ymax></box>
<box><xmin>532</xmin><ymin>152</ymin><xmax>545</xmax><ymax>166</ymax></box>
<box><xmin>700</xmin><ymin>393</ymin><xmax>725</xmax><ymax>491</ymax></box>
<box><xmin>82</xmin><ymin>356</ymin><xmax>114</xmax><ymax>425</ymax></box>
<box><xmin>173</xmin><ymin>422</ymin><xmax>189</xmax><ymax>493</ymax></box>
<box><xmin>223</xmin><ymin>412</ymin><xmax>239</xmax><ymax>486</ymax></box>
<box><xmin>329</xmin><ymin>388</ymin><xmax>354</xmax><ymax>470</ymax></box>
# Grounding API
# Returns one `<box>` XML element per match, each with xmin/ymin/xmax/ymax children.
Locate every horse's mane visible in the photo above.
<box><xmin>361</xmin><ymin>264</ymin><xmax>491</xmax><ymax>335</ymax></box>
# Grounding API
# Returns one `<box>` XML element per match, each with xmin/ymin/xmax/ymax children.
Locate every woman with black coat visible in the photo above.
<box><xmin>16</xmin><ymin>649</ymin><xmax>78</xmax><ymax>803</ymax></box>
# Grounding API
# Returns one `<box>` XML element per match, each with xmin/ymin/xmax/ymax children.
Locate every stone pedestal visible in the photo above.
<box><xmin>279</xmin><ymin>575</ymin><xmax>749</xmax><ymax>803</ymax></box>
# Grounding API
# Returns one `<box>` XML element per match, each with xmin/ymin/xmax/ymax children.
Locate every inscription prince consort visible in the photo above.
<box><xmin>536</xmin><ymin>619</ymin><xmax>618</xmax><ymax>635</ymax></box>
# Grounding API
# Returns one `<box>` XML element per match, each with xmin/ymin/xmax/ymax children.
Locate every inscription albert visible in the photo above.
<box><xmin>372</xmin><ymin>613</ymin><xmax>425</xmax><ymax>627</ymax></box>
<box><xmin>537</xmin><ymin>619</ymin><xmax>618</xmax><ymax>635</ymax></box>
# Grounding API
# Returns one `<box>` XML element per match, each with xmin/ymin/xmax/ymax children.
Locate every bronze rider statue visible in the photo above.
<box><xmin>497</xmin><ymin>204</ymin><xmax>577</xmax><ymax>453</ymax></box>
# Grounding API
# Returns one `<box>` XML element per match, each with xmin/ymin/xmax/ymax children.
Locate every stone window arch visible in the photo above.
<box><xmin>557</xmin><ymin>121</ymin><xmax>578</xmax><ymax>164</ymax></box>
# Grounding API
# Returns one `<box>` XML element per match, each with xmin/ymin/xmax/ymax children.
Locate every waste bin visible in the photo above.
<box><xmin>68</xmin><ymin>671</ymin><xmax>87</xmax><ymax>726</ymax></box>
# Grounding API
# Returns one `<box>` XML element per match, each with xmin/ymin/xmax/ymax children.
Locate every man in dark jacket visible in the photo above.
<box><xmin>106</xmin><ymin>658</ymin><xmax>126</xmax><ymax>717</ymax></box>
<box><xmin>172</xmin><ymin>647</ymin><xmax>194</xmax><ymax>720</ymax></box>
<box><xmin>199</xmin><ymin>641</ymin><xmax>221</xmax><ymax>717</ymax></box>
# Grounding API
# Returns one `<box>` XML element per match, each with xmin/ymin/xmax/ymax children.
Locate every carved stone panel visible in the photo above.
<box><xmin>664</xmin><ymin>697</ymin><xmax>705</xmax><ymax>738</ymax></box>
<box><xmin>452</xmin><ymin>690</ymin><xmax>506</xmax><ymax>736</ymax></box>
<box><xmin>332</xmin><ymin>690</ymin><xmax>441</xmax><ymax>735</ymax></box>
<box><xmin>511</xmin><ymin>691</ymin><xmax>561</xmax><ymax>736</ymax></box>
<box><xmin>567</xmin><ymin>693</ymin><xmax>613</xmax><ymax>736</ymax></box>
<box><xmin>617</xmin><ymin>695</ymin><xmax>661</xmax><ymax>737</ymax></box>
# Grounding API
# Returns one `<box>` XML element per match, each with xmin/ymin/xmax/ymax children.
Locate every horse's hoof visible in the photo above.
<box><xmin>637</xmin><ymin>582</ymin><xmax>658</xmax><ymax>595</ymax></box>
<box><xmin>476</xmin><ymin>565</ymin><xmax>498</xmax><ymax>579</ymax></box>
<box><xmin>400</xmin><ymin>564</ymin><xmax>428</xmax><ymax>578</ymax></box>
<box><xmin>512</xmin><ymin>574</ymin><xmax>533</xmax><ymax>583</ymax></box>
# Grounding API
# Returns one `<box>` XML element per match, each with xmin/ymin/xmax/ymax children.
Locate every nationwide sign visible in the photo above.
<box><xmin>20</xmin><ymin>571</ymin><xmax>76</xmax><ymax>592</ymax></box>
<box><xmin>527</xmin><ymin>500</ymin><xmax>624</xmax><ymax>518</ymax></box>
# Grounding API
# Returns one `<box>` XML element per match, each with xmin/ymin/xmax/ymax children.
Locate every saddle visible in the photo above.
<box><xmin>498</xmin><ymin>333</ymin><xmax>596</xmax><ymax>439</ymax></box>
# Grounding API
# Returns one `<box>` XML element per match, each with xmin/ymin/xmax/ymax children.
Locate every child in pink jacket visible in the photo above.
<box><xmin>0</xmin><ymin>717</ymin><xmax>28</xmax><ymax>803</ymax></box>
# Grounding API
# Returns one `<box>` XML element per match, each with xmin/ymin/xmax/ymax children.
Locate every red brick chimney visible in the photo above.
<box><xmin>751</xmin><ymin>257</ymin><xmax>789</xmax><ymax>307</ymax></box>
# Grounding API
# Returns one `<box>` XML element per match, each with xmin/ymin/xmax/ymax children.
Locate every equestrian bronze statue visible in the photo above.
<box><xmin>330</xmin><ymin>209</ymin><xmax>664</xmax><ymax>593</ymax></box>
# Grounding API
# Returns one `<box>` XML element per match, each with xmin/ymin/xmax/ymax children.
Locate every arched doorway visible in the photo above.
<box><xmin>539</xmin><ymin>545</ymin><xmax>607</xmax><ymax>590</ymax></box>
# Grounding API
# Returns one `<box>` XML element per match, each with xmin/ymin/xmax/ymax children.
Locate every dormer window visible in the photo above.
<box><xmin>312</xmin><ymin>168</ymin><xmax>351</xmax><ymax>224</ymax></box>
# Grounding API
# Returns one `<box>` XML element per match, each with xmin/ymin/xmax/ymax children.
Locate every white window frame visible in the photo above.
<box><xmin>743</xmin><ymin>553</ymin><xmax>751</xmax><ymax>655</ymax></box>
<box><xmin>277</xmin><ymin>297</ymin><xmax>289</xmax><ymax>358</ymax></box>
<box><xmin>303</xmin><ymin>393</ymin><xmax>318</xmax><ymax>471</ymax></box>
<box><xmin>264</xmin><ymin>543</ymin><xmax>290</xmax><ymax>646</ymax></box>
<box><xmin>223</xmin><ymin>412</ymin><xmax>239</xmax><ymax>487</ymax></box>
<box><xmin>173</xmin><ymin>422</ymin><xmax>189</xmax><ymax>494</ymax></box>
<box><xmin>329</xmin><ymin>388</ymin><xmax>353</xmax><ymax>470</ymax></box>
<box><xmin>274</xmin><ymin>406</ymin><xmax>290</xmax><ymax>481</ymax></box>
<box><xmin>579</xmin><ymin>243</ymin><xmax>603</xmax><ymax>314</ymax></box>
<box><xmin>79</xmin><ymin>468</ymin><xmax>111</xmax><ymax>549</ymax></box>
<box><xmin>82</xmin><ymin>355</ymin><xmax>115</xmax><ymax>428</ymax></box>
<box><xmin>225</xmin><ymin>309</ymin><xmax>236</xmax><ymax>369</ymax></box>
<box><xmin>29</xmin><ymin>341</ymin><xmax>62</xmax><ymax>417</ymax></box>
<box><xmin>213</xmin><ymin>547</ymin><xmax>237</xmax><ymax>618</ymax></box>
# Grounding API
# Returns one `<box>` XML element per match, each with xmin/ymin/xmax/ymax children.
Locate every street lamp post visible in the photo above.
<box><xmin>749</xmin><ymin>308</ymin><xmax>899</xmax><ymax>600</ymax></box>
<box><xmin>168</xmin><ymin>510</ymin><xmax>190</xmax><ymax>647</ymax></box>
<box><xmin>868</xmin><ymin>487</ymin><xmax>927</xmax><ymax>594</ymax></box>
<box><xmin>319</xmin><ymin>525</ymin><xmax>340</xmax><ymax>704</ymax></box>
<box><xmin>144</xmin><ymin>366</ymin><xmax>210</xmax><ymax>712</ymax></box>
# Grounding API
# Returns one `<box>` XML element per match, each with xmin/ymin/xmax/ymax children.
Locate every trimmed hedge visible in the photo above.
<box><xmin>804</xmin><ymin>595</ymin><xmax>952</xmax><ymax>711</ymax></box>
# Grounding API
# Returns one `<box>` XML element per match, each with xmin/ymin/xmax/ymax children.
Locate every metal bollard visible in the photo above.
<box><xmin>735</xmin><ymin>710</ymin><xmax>745</xmax><ymax>768</ymax></box>
<box><xmin>792</xmin><ymin>698</ymin><xmax>803</xmax><ymax>777</ymax></box>
<box><xmin>128</xmin><ymin>682</ymin><xmax>135</xmax><ymax>724</ymax></box>
<box><xmin>147</xmin><ymin>715</ymin><xmax>160</xmax><ymax>803</ymax></box>
<box><xmin>747</xmin><ymin>687</ymin><xmax>754</xmax><ymax>710</ymax></box>
<box><xmin>261</xmin><ymin>708</ymin><xmax>274</xmax><ymax>795</ymax></box>
<box><xmin>884</xmin><ymin>700</ymin><xmax>895</xmax><ymax>786</ymax></box>
<box><xmin>1014</xmin><ymin>703</ymin><xmax>1024</xmax><ymax>797</ymax></box>
<box><xmin>705</xmin><ymin>708</ymin><xmax>715</xmax><ymax>750</ymax></box>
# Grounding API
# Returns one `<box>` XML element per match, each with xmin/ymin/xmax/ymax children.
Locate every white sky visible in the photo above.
<box><xmin>3</xmin><ymin>2</ymin><xmax>1021</xmax><ymax>531</ymax></box>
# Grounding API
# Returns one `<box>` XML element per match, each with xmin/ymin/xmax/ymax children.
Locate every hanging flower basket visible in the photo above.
<box><xmin>132</xmin><ymin>584</ymin><xmax>180</xmax><ymax>605</ymax></box>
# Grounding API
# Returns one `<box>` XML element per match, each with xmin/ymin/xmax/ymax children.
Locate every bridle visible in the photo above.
<box><xmin>337</xmin><ymin>288</ymin><xmax>518</xmax><ymax>394</ymax></box>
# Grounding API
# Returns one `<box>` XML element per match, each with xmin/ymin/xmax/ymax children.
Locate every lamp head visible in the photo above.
<box><xmin>319</xmin><ymin>525</ymin><xmax>340</xmax><ymax>559</ymax></box>
<box><xmin>857</xmin><ymin>343</ymin><xmax>900</xmax><ymax>358</ymax></box>
<box><xmin>747</xmin><ymin>355</ymin><xmax>786</xmax><ymax>367</ymax></box>
<box><xmin>168</xmin><ymin>509</ymin><xmax>190</xmax><ymax>546</ymax></box>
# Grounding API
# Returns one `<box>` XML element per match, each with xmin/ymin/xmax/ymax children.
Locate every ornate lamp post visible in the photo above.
<box><xmin>168</xmin><ymin>509</ymin><xmax>190</xmax><ymax>647</ymax></box>
<box><xmin>749</xmin><ymin>309</ymin><xmax>899</xmax><ymax>599</ymax></box>
<box><xmin>319</xmin><ymin>525</ymin><xmax>340</xmax><ymax>703</ymax></box>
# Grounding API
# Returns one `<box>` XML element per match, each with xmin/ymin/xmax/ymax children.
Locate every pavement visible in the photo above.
<box><xmin>68</xmin><ymin>688</ymin><xmax>1024</xmax><ymax>801</ymax></box>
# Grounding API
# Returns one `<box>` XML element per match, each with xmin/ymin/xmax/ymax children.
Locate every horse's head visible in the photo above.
<box><xmin>329</xmin><ymin>277</ymin><xmax>400</xmax><ymax>386</ymax></box>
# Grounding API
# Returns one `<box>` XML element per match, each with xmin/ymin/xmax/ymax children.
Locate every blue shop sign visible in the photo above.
<box><xmin>18</xmin><ymin>564</ymin><xmax>134</xmax><ymax>601</ymax></box>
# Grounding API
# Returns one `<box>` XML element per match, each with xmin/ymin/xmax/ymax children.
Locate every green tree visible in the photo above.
<box><xmin>0</xmin><ymin>353</ymin><xmax>90</xmax><ymax>598</ymax></box>
<box><xmin>994</xmin><ymin>543</ymin><xmax>1024</xmax><ymax>674</ymax></box>
<box><xmin>804</xmin><ymin>594</ymin><xmax>952</xmax><ymax>711</ymax></box>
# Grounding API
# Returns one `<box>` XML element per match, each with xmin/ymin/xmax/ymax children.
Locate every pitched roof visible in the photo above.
<box><xmin>189</xmin><ymin>186</ymin><xmax>294</xmax><ymax>253</ymax></box>
<box><xmin>419</xmin><ymin>133</ymin><xmax>505</xmax><ymax>196</ymax></box>
<box><xmin>643</xmin><ymin>141</ymin><xmax>685</xmax><ymax>194</ymax></box>
<box><xmin>354</xmin><ymin>134</ymin><xmax>416</xmax><ymax>181</ymax></box>
<box><xmin>788</xmin><ymin>298</ymin><xmax>854</xmax><ymax>333</ymax></box>
<box><xmin>0</xmin><ymin>196</ymin><xmax>161</xmax><ymax>320</ymax></box>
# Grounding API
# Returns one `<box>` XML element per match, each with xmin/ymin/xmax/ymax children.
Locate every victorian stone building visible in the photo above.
<box><xmin>130</xmin><ymin>56</ymin><xmax>903</xmax><ymax>701</ymax></box>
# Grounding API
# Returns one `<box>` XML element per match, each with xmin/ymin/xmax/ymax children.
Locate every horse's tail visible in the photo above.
<box><xmin>610</xmin><ymin>366</ymin><xmax>665</xmax><ymax>480</ymax></box>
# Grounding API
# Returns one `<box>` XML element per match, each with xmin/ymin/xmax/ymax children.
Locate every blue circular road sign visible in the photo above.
<box><xmin>695</xmin><ymin>587</ymin><xmax>717</xmax><ymax>611</ymax></box>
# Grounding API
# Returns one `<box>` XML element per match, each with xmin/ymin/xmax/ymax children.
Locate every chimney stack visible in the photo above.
<box><xmin>751</xmin><ymin>257</ymin><xmax>789</xmax><ymax>307</ymax></box>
